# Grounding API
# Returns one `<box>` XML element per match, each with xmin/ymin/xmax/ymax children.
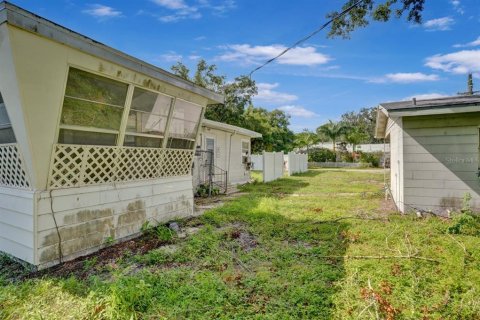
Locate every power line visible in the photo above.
<box><xmin>249</xmin><ymin>0</ymin><xmax>366</xmax><ymax>77</ymax></box>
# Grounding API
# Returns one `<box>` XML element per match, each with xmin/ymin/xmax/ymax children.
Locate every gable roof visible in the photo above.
<box><xmin>375</xmin><ymin>94</ymin><xmax>480</xmax><ymax>139</ymax></box>
<box><xmin>0</xmin><ymin>1</ymin><xmax>224</xmax><ymax>104</ymax></box>
<box><xmin>202</xmin><ymin>119</ymin><xmax>262</xmax><ymax>138</ymax></box>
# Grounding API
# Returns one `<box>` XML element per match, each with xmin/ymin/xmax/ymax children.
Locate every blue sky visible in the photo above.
<box><xmin>14</xmin><ymin>0</ymin><xmax>480</xmax><ymax>131</ymax></box>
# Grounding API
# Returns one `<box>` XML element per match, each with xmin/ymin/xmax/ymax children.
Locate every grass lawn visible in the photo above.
<box><xmin>1</xmin><ymin>169</ymin><xmax>480</xmax><ymax>319</ymax></box>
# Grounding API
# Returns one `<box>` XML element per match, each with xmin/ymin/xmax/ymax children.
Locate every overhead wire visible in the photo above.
<box><xmin>248</xmin><ymin>0</ymin><xmax>366</xmax><ymax>77</ymax></box>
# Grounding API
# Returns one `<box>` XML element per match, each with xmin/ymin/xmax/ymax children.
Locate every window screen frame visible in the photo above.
<box><xmin>55</xmin><ymin>66</ymin><xmax>205</xmax><ymax>150</ymax></box>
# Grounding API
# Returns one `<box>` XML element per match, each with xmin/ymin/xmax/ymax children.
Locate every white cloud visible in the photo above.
<box><xmin>454</xmin><ymin>36</ymin><xmax>480</xmax><ymax>48</ymax></box>
<box><xmin>159</xmin><ymin>51</ymin><xmax>183</xmax><ymax>62</ymax></box>
<box><xmin>450</xmin><ymin>0</ymin><xmax>464</xmax><ymax>14</ymax></box>
<box><xmin>371</xmin><ymin>72</ymin><xmax>440</xmax><ymax>83</ymax></box>
<box><xmin>403</xmin><ymin>93</ymin><xmax>450</xmax><ymax>101</ymax></box>
<box><xmin>83</xmin><ymin>4</ymin><xmax>122</xmax><ymax>19</ymax></box>
<box><xmin>189</xmin><ymin>55</ymin><xmax>201</xmax><ymax>60</ymax></box>
<box><xmin>152</xmin><ymin>0</ymin><xmax>235</xmax><ymax>22</ymax></box>
<box><xmin>255</xmin><ymin>83</ymin><xmax>298</xmax><ymax>104</ymax></box>
<box><xmin>152</xmin><ymin>0</ymin><xmax>189</xmax><ymax>9</ymax></box>
<box><xmin>424</xmin><ymin>17</ymin><xmax>454</xmax><ymax>31</ymax></box>
<box><xmin>195</xmin><ymin>36</ymin><xmax>206</xmax><ymax>41</ymax></box>
<box><xmin>278</xmin><ymin>105</ymin><xmax>317</xmax><ymax>118</ymax></box>
<box><xmin>217</xmin><ymin>44</ymin><xmax>331</xmax><ymax>66</ymax></box>
<box><xmin>425</xmin><ymin>50</ymin><xmax>480</xmax><ymax>74</ymax></box>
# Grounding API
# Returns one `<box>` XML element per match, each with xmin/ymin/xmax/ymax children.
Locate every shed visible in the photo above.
<box><xmin>375</xmin><ymin>94</ymin><xmax>480</xmax><ymax>214</ymax></box>
<box><xmin>0</xmin><ymin>2</ymin><xmax>223</xmax><ymax>268</ymax></box>
<box><xmin>193</xmin><ymin>119</ymin><xmax>261</xmax><ymax>192</ymax></box>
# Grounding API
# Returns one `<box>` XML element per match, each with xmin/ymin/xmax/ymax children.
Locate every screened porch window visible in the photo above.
<box><xmin>167</xmin><ymin>99</ymin><xmax>202</xmax><ymax>150</ymax></box>
<box><xmin>0</xmin><ymin>93</ymin><xmax>16</xmax><ymax>144</ymax></box>
<box><xmin>58</xmin><ymin>68</ymin><xmax>128</xmax><ymax>145</ymax></box>
<box><xmin>124</xmin><ymin>88</ymin><xmax>172</xmax><ymax>148</ymax></box>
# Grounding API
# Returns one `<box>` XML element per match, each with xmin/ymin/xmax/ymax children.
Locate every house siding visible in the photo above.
<box><xmin>194</xmin><ymin>128</ymin><xmax>251</xmax><ymax>188</ymax></box>
<box><xmin>0</xmin><ymin>187</ymin><xmax>35</xmax><ymax>263</ymax></box>
<box><xmin>402</xmin><ymin>112</ymin><xmax>480</xmax><ymax>213</ymax></box>
<box><xmin>35</xmin><ymin>177</ymin><xmax>194</xmax><ymax>267</ymax></box>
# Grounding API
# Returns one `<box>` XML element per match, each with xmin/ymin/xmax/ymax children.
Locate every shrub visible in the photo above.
<box><xmin>359</xmin><ymin>152</ymin><xmax>382</xmax><ymax>167</ymax></box>
<box><xmin>309</xmin><ymin>148</ymin><xmax>336</xmax><ymax>162</ymax></box>
<box><xmin>447</xmin><ymin>213</ymin><xmax>480</xmax><ymax>236</ymax></box>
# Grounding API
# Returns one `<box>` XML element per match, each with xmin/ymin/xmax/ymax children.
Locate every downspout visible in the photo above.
<box><xmin>227</xmin><ymin>130</ymin><xmax>236</xmax><ymax>186</ymax></box>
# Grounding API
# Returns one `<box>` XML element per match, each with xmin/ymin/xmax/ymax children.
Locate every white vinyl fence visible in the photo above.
<box><xmin>251</xmin><ymin>154</ymin><xmax>263</xmax><ymax>171</ymax></box>
<box><xmin>263</xmin><ymin>151</ymin><xmax>284</xmax><ymax>182</ymax></box>
<box><xmin>286</xmin><ymin>152</ymin><xmax>308</xmax><ymax>175</ymax></box>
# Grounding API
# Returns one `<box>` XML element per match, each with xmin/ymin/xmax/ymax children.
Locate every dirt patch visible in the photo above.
<box><xmin>223</xmin><ymin>223</ymin><xmax>258</xmax><ymax>252</ymax></box>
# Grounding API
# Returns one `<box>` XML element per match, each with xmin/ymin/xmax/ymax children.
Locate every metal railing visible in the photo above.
<box><xmin>195</xmin><ymin>149</ymin><xmax>228</xmax><ymax>195</ymax></box>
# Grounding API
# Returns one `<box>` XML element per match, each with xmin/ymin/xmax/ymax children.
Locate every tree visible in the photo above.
<box><xmin>340</xmin><ymin>107</ymin><xmax>379</xmax><ymax>143</ymax></box>
<box><xmin>170</xmin><ymin>59</ymin><xmax>295</xmax><ymax>153</ymax></box>
<box><xmin>328</xmin><ymin>0</ymin><xmax>425</xmax><ymax>38</ymax></box>
<box><xmin>294</xmin><ymin>129</ymin><xmax>320</xmax><ymax>154</ymax></box>
<box><xmin>344</xmin><ymin>127</ymin><xmax>369</xmax><ymax>154</ymax></box>
<box><xmin>316</xmin><ymin>120</ymin><xmax>347</xmax><ymax>153</ymax></box>
<box><xmin>171</xmin><ymin>60</ymin><xmax>256</xmax><ymax>127</ymax></box>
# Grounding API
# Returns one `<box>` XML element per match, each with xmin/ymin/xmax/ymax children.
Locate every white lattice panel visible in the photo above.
<box><xmin>0</xmin><ymin>144</ymin><xmax>30</xmax><ymax>189</ymax></box>
<box><xmin>48</xmin><ymin>144</ymin><xmax>194</xmax><ymax>189</ymax></box>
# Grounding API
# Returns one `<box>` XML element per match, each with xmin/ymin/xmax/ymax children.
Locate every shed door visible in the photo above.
<box><xmin>205</xmin><ymin>137</ymin><xmax>215</xmax><ymax>174</ymax></box>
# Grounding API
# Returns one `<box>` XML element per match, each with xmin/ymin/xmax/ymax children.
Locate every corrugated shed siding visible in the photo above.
<box><xmin>36</xmin><ymin>177</ymin><xmax>194</xmax><ymax>267</ymax></box>
<box><xmin>402</xmin><ymin>112</ymin><xmax>480</xmax><ymax>212</ymax></box>
<box><xmin>0</xmin><ymin>187</ymin><xmax>34</xmax><ymax>263</ymax></box>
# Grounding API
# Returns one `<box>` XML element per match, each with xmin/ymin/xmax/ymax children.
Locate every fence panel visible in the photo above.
<box><xmin>263</xmin><ymin>151</ymin><xmax>284</xmax><ymax>182</ymax></box>
<box><xmin>251</xmin><ymin>154</ymin><xmax>263</xmax><ymax>171</ymax></box>
<box><xmin>287</xmin><ymin>152</ymin><xmax>308</xmax><ymax>175</ymax></box>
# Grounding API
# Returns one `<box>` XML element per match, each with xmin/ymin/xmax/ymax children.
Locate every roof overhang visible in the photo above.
<box><xmin>0</xmin><ymin>1</ymin><xmax>224</xmax><ymax>104</ymax></box>
<box><xmin>374</xmin><ymin>106</ymin><xmax>389</xmax><ymax>139</ymax></box>
<box><xmin>202</xmin><ymin>119</ymin><xmax>262</xmax><ymax>138</ymax></box>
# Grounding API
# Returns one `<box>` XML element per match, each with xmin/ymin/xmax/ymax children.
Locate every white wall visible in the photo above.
<box><xmin>312</xmin><ymin>142</ymin><xmax>390</xmax><ymax>153</ymax></box>
<box><xmin>194</xmin><ymin>128</ymin><xmax>252</xmax><ymax>187</ymax></box>
<box><xmin>0</xmin><ymin>187</ymin><xmax>35</xmax><ymax>263</ymax></box>
<box><xmin>35</xmin><ymin>176</ymin><xmax>193</xmax><ymax>267</ymax></box>
<box><xmin>388</xmin><ymin>118</ymin><xmax>404</xmax><ymax>212</ymax></box>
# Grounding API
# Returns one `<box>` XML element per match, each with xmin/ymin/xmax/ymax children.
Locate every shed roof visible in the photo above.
<box><xmin>202</xmin><ymin>119</ymin><xmax>262</xmax><ymax>138</ymax></box>
<box><xmin>375</xmin><ymin>94</ymin><xmax>480</xmax><ymax>139</ymax></box>
<box><xmin>380</xmin><ymin>95</ymin><xmax>480</xmax><ymax>112</ymax></box>
<box><xmin>0</xmin><ymin>1</ymin><xmax>224</xmax><ymax>104</ymax></box>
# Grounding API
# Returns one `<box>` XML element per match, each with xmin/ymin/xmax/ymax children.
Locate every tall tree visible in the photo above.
<box><xmin>328</xmin><ymin>0</ymin><xmax>425</xmax><ymax>38</ymax></box>
<box><xmin>344</xmin><ymin>127</ymin><xmax>369</xmax><ymax>154</ymax></box>
<box><xmin>317</xmin><ymin>120</ymin><xmax>347</xmax><ymax>153</ymax></box>
<box><xmin>171</xmin><ymin>60</ymin><xmax>294</xmax><ymax>153</ymax></box>
<box><xmin>340</xmin><ymin>107</ymin><xmax>379</xmax><ymax>143</ymax></box>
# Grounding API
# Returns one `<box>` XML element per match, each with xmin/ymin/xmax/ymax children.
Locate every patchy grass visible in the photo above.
<box><xmin>1</xmin><ymin>169</ymin><xmax>480</xmax><ymax>319</ymax></box>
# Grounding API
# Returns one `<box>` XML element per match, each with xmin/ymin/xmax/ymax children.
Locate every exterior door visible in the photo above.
<box><xmin>205</xmin><ymin>137</ymin><xmax>215</xmax><ymax>176</ymax></box>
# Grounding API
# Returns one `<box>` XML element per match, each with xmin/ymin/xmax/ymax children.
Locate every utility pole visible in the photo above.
<box><xmin>458</xmin><ymin>73</ymin><xmax>480</xmax><ymax>95</ymax></box>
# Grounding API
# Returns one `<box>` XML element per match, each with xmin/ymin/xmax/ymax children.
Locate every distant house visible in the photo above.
<box><xmin>375</xmin><ymin>95</ymin><xmax>480</xmax><ymax>214</ymax></box>
<box><xmin>0</xmin><ymin>3</ymin><xmax>223</xmax><ymax>268</ymax></box>
<box><xmin>193</xmin><ymin>119</ymin><xmax>261</xmax><ymax>192</ymax></box>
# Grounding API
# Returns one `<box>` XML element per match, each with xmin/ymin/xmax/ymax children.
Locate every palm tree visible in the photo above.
<box><xmin>316</xmin><ymin>120</ymin><xmax>347</xmax><ymax>153</ymax></box>
<box><xmin>294</xmin><ymin>129</ymin><xmax>319</xmax><ymax>154</ymax></box>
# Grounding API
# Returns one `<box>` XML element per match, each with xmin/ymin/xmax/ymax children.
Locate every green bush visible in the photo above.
<box><xmin>447</xmin><ymin>213</ymin><xmax>480</xmax><ymax>236</ymax></box>
<box><xmin>308</xmin><ymin>148</ymin><xmax>336</xmax><ymax>162</ymax></box>
<box><xmin>359</xmin><ymin>152</ymin><xmax>382</xmax><ymax>167</ymax></box>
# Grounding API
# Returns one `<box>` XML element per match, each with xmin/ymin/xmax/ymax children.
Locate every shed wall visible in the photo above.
<box><xmin>402</xmin><ymin>112</ymin><xmax>480</xmax><ymax>212</ymax></box>
<box><xmin>35</xmin><ymin>176</ymin><xmax>193</xmax><ymax>267</ymax></box>
<box><xmin>389</xmin><ymin>118</ymin><xmax>404</xmax><ymax>212</ymax></box>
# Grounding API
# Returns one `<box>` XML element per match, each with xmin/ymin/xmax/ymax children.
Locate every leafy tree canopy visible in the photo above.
<box><xmin>328</xmin><ymin>0</ymin><xmax>425</xmax><ymax>38</ymax></box>
<box><xmin>171</xmin><ymin>59</ymin><xmax>295</xmax><ymax>153</ymax></box>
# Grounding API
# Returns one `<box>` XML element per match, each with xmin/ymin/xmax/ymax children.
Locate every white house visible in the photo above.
<box><xmin>193</xmin><ymin>119</ymin><xmax>261</xmax><ymax>192</ymax></box>
<box><xmin>375</xmin><ymin>94</ymin><xmax>480</xmax><ymax>214</ymax></box>
<box><xmin>0</xmin><ymin>3</ymin><xmax>223</xmax><ymax>268</ymax></box>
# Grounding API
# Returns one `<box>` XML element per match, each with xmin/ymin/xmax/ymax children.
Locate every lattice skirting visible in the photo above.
<box><xmin>48</xmin><ymin>144</ymin><xmax>194</xmax><ymax>189</ymax></box>
<box><xmin>0</xmin><ymin>143</ymin><xmax>30</xmax><ymax>189</ymax></box>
